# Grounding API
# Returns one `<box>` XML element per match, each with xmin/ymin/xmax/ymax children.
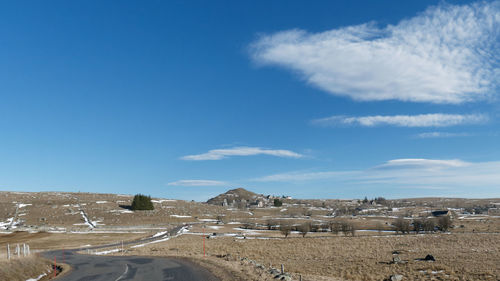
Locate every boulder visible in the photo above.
<box><xmin>424</xmin><ymin>254</ymin><xmax>435</xmax><ymax>261</ymax></box>
<box><xmin>393</xmin><ymin>256</ymin><xmax>402</xmax><ymax>264</ymax></box>
<box><xmin>390</xmin><ymin>274</ymin><xmax>403</xmax><ymax>281</ymax></box>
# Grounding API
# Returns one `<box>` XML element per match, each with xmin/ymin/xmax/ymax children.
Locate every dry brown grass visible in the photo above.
<box><xmin>0</xmin><ymin>256</ymin><xmax>52</xmax><ymax>281</ymax></box>
<box><xmin>124</xmin><ymin>232</ymin><xmax>499</xmax><ymax>281</ymax></box>
<box><xmin>0</xmin><ymin>231</ymin><xmax>146</xmax><ymax>250</ymax></box>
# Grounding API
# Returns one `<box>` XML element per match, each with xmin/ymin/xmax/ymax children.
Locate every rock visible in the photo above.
<box><xmin>274</xmin><ymin>274</ymin><xmax>292</xmax><ymax>281</ymax></box>
<box><xmin>390</xmin><ymin>274</ymin><xmax>403</xmax><ymax>281</ymax></box>
<box><xmin>424</xmin><ymin>254</ymin><xmax>435</xmax><ymax>261</ymax></box>
<box><xmin>393</xmin><ymin>256</ymin><xmax>402</xmax><ymax>263</ymax></box>
<box><xmin>269</xmin><ymin>269</ymin><xmax>280</xmax><ymax>275</ymax></box>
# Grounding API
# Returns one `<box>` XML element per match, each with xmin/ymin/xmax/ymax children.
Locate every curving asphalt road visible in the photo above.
<box><xmin>41</xmin><ymin>226</ymin><xmax>219</xmax><ymax>281</ymax></box>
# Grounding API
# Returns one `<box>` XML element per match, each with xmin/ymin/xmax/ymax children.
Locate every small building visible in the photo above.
<box><xmin>431</xmin><ymin>210</ymin><xmax>449</xmax><ymax>217</ymax></box>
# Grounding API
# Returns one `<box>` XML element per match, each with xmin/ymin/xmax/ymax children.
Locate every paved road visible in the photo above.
<box><xmin>41</xmin><ymin>226</ymin><xmax>219</xmax><ymax>281</ymax></box>
<box><xmin>42</xmin><ymin>250</ymin><xmax>218</xmax><ymax>281</ymax></box>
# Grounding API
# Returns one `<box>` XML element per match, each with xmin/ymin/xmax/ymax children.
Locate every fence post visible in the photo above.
<box><xmin>17</xmin><ymin>244</ymin><xmax>20</xmax><ymax>258</ymax></box>
<box><xmin>7</xmin><ymin>244</ymin><xmax>10</xmax><ymax>260</ymax></box>
<box><xmin>299</xmin><ymin>274</ymin><xmax>302</xmax><ymax>281</ymax></box>
<box><xmin>23</xmin><ymin>244</ymin><xmax>26</xmax><ymax>257</ymax></box>
<box><xmin>281</xmin><ymin>264</ymin><xmax>284</xmax><ymax>274</ymax></box>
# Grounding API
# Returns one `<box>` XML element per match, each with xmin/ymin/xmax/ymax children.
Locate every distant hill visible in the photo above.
<box><xmin>206</xmin><ymin>188</ymin><xmax>259</xmax><ymax>206</ymax></box>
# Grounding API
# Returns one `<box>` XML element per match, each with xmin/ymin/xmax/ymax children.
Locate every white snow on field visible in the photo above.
<box><xmin>0</xmin><ymin>217</ymin><xmax>14</xmax><ymax>229</ymax></box>
<box><xmin>153</xmin><ymin>231</ymin><xmax>169</xmax><ymax>237</ymax></box>
<box><xmin>26</xmin><ymin>272</ymin><xmax>47</xmax><ymax>281</ymax></box>
<box><xmin>131</xmin><ymin>237</ymin><xmax>170</xmax><ymax>248</ymax></box>
<box><xmin>94</xmin><ymin>248</ymin><xmax>121</xmax><ymax>255</ymax></box>
<box><xmin>233</xmin><ymin>228</ymin><xmax>263</xmax><ymax>235</ymax></box>
<box><xmin>79</xmin><ymin>210</ymin><xmax>96</xmax><ymax>228</ymax></box>
<box><xmin>96</xmin><ymin>201</ymin><xmax>108</xmax><ymax>204</ymax></box>
<box><xmin>170</xmin><ymin>215</ymin><xmax>191</xmax><ymax>218</ymax></box>
<box><xmin>151</xmin><ymin>199</ymin><xmax>176</xmax><ymax>203</ymax></box>
<box><xmin>108</xmin><ymin>209</ymin><xmax>134</xmax><ymax>214</ymax></box>
<box><xmin>198</xmin><ymin>218</ymin><xmax>217</xmax><ymax>222</ymax></box>
<box><xmin>280</xmin><ymin>208</ymin><xmax>287</xmax><ymax>212</ymax></box>
<box><xmin>227</xmin><ymin>222</ymin><xmax>241</xmax><ymax>224</ymax></box>
<box><xmin>207</xmin><ymin>225</ymin><xmax>221</xmax><ymax>230</ymax></box>
<box><xmin>18</xmin><ymin>203</ymin><xmax>32</xmax><ymax>208</ymax></box>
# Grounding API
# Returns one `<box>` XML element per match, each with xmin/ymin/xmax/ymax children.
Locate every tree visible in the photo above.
<box><xmin>280</xmin><ymin>222</ymin><xmax>292</xmax><ymax>238</ymax></box>
<box><xmin>298</xmin><ymin>222</ymin><xmax>311</xmax><ymax>237</ymax></box>
<box><xmin>340</xmin><ymin>220</ymin><xmax>355</xmax><ymax>236</ymax></box>
<box><xmin>437</xmin><ymin>216</ymin><xmax>452</xmax><ymax>232</ymax></box>
<box><xmin>330</xmin><ymin>221</ymin><xmax>341</xmax><ymax>235</ymax></box>
<box><xmin>394</xmin><ymin>217</ymin><xmax>410</xmax><ymax>234</ymax></box>
<box><xmin>274</xmin><ymin>199</ymin><xmax>283</xmax><ymax>207</ymax></box>
<box><xmin>131</xmin><ymin>194</ymin><xmax>154</xmax><ymax>211</ymax></box>
<box><xmin>422</xmin><ymin>218</ymin><xmax>436</xmax><ymax>232</ymax></box>
<box><xmin>413</xmin><ymin>218</ymin><xmax>424</xmax><ymax>234</ymax></box>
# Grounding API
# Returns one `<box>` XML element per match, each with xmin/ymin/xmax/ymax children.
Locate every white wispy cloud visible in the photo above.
<box><xmin>254</xmin><ymin>158</ymin><xmax>500</xmax><ymax>194</ymax></box>
<box><xmin>416</xmin><ymin>132</ymin><xmax>472</xmax><ymax>138</ymax></box>
<box><xmin>181</xmin><ymin>146</ymin><xmax>303</xmax><ymax>161</ymax></box>
<box><xmin>375</xmin><ymin>158</ymin><xmax>470</xmax><ymax>169</ymax></box>
<box><xmin>251</xmin><ymin>1</ymin><xmax>500</xmax><ymax>103</ymax></box>
<box><xmin>167</xmin><ymin>180</ymin><xmax>227</xmax><ymax>186</ymax></box>
<box><xmin>312</xmin><ymin>113</ymin><xmax>487</xmax><ymax>127</ymax></box>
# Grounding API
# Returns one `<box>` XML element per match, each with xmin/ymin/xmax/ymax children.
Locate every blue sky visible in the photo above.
<box><xmin>1</xmin><ymin>1</ymin><xmax>499</xmax><ymax>201</ymax></box>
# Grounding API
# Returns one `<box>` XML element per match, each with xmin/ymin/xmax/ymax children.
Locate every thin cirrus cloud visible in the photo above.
<box><xmin>180</xmin><ymin>146</ymin><xmax>303</xmax><ymax>161</ymax></box>
<box><xmin>167</xmin><ymin>180</ymin><xmax>227</xmax><ymax>186</ymax></box>
<box><xmin>416</xmin><ymin>132</ymin><xmax>472</xmax><ymax>138</ymax></box>
<box><xmin>311</xmin><ymin>113</ymin><xmax>487</xmax><ymax>127</ymax></box>
<box><xmin>254</xmin><ymin>158</ymin><xmax>500</xmax><ymax>196</ymax></box>
<box><xmin>250</xmin><ymin>1</ymin><xmax>500</xmax><ymax>104</ymax></box>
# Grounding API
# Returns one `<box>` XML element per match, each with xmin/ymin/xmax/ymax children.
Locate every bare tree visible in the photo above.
<box><xmin>298</xmin><ymin>222</ymin><xmax>311</xmax><ymax>237</ymax></box>
<box><xmin>280</xmin><ymin>222</ymin><xmax>292</xmax><ymax>238</ymax></box>
<box><xmin>340</xmin><ymin>220</ymin><xmax>356</xmax><ymax>236</ymax></box>
<box><xmin>413</xmin><ymin>218</ymin><xmax>424</xmax><ymax>233</ymax></box>
<box><xmin>437</xmin><ymin>216</ymin><xmax>452</xmax><ymax>232</ymax></box>
<box><xmin>422</xmin><ymin>218</ymin><xmax>436</xmax><ymax>232</ymax></box>
<box><xmin>329</xmin><ymin>221</ymin><xmax>341</xmax><ymax>235</ymax></box>
<box><xmin>267</xmin><ymin>219</ymin><xmax>278</xmax><ymax>230</ymax></box>
<box><xmin>394</xmin><ymin>217</ymin><xmax>411</xmax><ymax>234</ymax></box>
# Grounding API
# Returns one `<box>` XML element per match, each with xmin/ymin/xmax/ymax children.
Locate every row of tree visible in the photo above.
<box><xmin>393</xmin><ymin>216</ymin><xmax>452</xmax><ymax>234</ymax></box>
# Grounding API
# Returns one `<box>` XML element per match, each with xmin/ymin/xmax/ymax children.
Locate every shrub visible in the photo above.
<box><xmin>131</xmin><ymin>194</ymin><xmax>154</xmax><ymax>211</ymax></box>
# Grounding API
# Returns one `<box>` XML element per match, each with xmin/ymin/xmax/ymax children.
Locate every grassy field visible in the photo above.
<box><xmin>124</xmin><ymin>231</ymin><xmax>500</xmax><ymax>281</ymax></box>
<box><xmin>0</xmin><ymin>256</ymin><xmax>52</xmax><ymax>281</ymax></box>
<box><xmin>0</xmin><ymin>231</ymin><xmax>146</xmax><ymax>250</ymax></box>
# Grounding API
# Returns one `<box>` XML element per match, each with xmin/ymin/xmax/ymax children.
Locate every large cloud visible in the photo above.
<box><xmin>251</xmin><ymin>1</ymin><xmax>500</xmax><ymax>103</ymax></box>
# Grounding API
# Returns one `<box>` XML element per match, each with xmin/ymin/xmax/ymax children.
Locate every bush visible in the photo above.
<box><xmin>131</xmin><ymin>194</ymin><xmax>154</xmax><ymax>211</ymax></box>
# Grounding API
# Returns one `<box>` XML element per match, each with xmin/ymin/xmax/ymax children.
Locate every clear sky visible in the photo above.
<box><xmin>1</xmin><ymin>1</ymin><xmax>499</xmax><ymax>201</ymax></box>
